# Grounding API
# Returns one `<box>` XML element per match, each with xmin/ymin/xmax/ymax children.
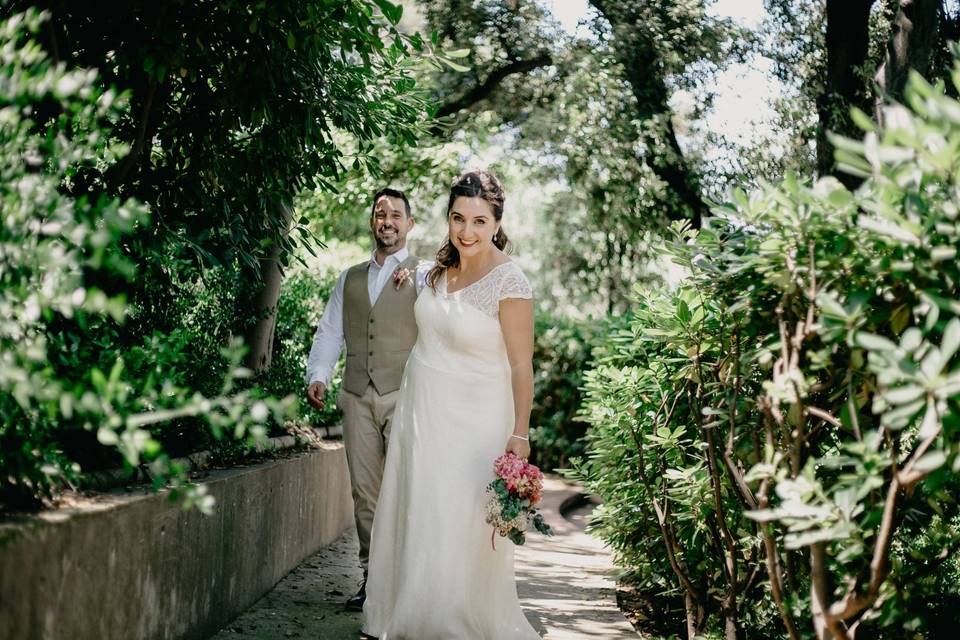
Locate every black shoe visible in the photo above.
<box><xmin>345</xmin><ymin>579</ymin><xmax>366</xmax><ymax>612</ymax></box>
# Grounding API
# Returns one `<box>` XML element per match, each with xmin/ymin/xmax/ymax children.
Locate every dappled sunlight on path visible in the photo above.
<box><xmin>209</xmin><ymin>476</ymin><xmax>636</xmax><ymax>639</ymax></box>
<box><xmin>516</xmin><ymin>477</ymin><xmax>638</xmax><ymax>639</ymax></box>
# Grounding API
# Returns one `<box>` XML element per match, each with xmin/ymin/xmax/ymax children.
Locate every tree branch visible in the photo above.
<box><xmin>433</xmin><ymin>53</ymin><xmax>552</xmax><ymax>120</ymax></box>
<box><xmin>823</xmin><ymin>421</ymin><xmax>943</xmax><ymax>628</ymax></box>
<box><xmin>723</xmin><ymin>328</ymin><xmax>759</xmax><ymax>510</ymax></box>
<box><xmin>626</xmin><ymin>387</ymin><xmax>705</xmax><ymax>606</ymax></box>
<box><xmin>805</xmin><ymin>406</ymin><xmax>842</xmax><ymax>428</ymax></box>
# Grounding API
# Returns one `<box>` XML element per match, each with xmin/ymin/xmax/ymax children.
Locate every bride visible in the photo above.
<box><xmin>362</xmin><ymin>170</ymin><xmax>541</xmax><ymax>639</ymax></box>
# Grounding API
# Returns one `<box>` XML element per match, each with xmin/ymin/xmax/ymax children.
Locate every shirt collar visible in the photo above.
<box><xmin>369</xmin><ymin>247</ymin><xmax>409</xmax><ymax>269</ymax></box>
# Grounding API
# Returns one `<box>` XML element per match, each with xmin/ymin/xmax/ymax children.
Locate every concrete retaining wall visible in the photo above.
<box><xmin>0</xmin><ymin>444</ymin><xmax>353</xmax><ymax>640</ymax></box>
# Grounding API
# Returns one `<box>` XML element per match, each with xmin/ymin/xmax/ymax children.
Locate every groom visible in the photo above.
<box><xmin>305</xmin><ymin>187</ymin><xmax>426</xmax><ymax>611</ymax></box>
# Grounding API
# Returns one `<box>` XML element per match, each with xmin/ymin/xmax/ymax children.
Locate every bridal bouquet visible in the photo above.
<box><xmin>484</xmin><ymin>452</ymin><xmax>553</xmax><ymax>549</ymax></box>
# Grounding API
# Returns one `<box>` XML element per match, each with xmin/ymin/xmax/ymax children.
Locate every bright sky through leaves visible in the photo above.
<box><xmin>546</xmin><ymin>0</ymin><xmax>778</xmax><ymax>153</ymax></box>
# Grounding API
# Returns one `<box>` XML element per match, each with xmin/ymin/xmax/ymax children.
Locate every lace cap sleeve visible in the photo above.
<box><xmin>497</xmin><ymin>262</ymin><xmax>533</xmax><ymax>301</ymax></box>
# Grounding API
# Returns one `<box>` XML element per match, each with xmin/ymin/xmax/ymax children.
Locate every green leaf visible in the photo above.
<box><xmin>850</xmin><ymin>107</ymin><xmax>877</xmax><ymax>132</ymax></box>
<box><xmin>372</xmin><ymin>0</ymin><xmax>403</xmax><ymax>24</ymax></box>
<box><xmin>817</xmin><ymin>292</ymin><xmax>849</xmax><ymax>319</ymax></box>
<box><xmin>918</xmin><ymin>398</ymin><xmax>940</xmax><ymax>440</ymax></box>
<box><xmin>857</xmin><ymin>215</ymin><xmax>920</xmax><ymax>246</ymax></box>
<box><xmin>91</xmin><ymin>368</ymin><xmax>107</xmax><ymax>393</ymax></box>
<box><xmin>882</xmin><ymin>398</ymin><xmax>925</xmax><ymax>429</ymax></box>
<box><xmin>855</xmin><ymin>332</ymin><xmax>898</xmax><ymax>352</ymax></box>
<box><xmin>786</xmin><ymin>525</ymin><xmax>853</xmax><ymax>549</ymax></box>
<box><xmin>941</xmin><ymin>317</ymin><xmax>960</xmax><ymax>363</ymax></box>
<box><xmin>744</xmin><ymin>508</ymin><xmax>779</xmax><ymax>523</ymax></box>
<box><xmin>825</xmin><ymin>185</ymin><xmax>854</xmax><ymax>209</ymax></box>
<box><xmin>890</xmin><ymin>304</ymin><xmax>911</xmax><ymax>334</ymax></box>
<box><xmin>883</xmin><ymin>384</ymin><xmax>925</xmax><ymax>405</ymax></box>
<box><xmin>440</xmin><ymin>57</ymin><xmax>471</xmax><ymax>73</ymax></box>
<box><xmin>913</xmin><ymin>451</ymin><xmax>946</xmax><ymax>473</ymax></box>
<box><xmin>923</xmin><ymin>292</ymin><xmax>960</xmax><ymax>315</ymax></box>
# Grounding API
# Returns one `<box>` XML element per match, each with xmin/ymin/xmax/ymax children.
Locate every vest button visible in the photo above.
<box><xmin>369</xmin><ymin>318</ymin><xmax>374</xmax><ymax>324</ymax></box>
<box><xmin>369</xmin><ymin>351</ymin><xmax>373</xmax><ymax>356</ymax></box>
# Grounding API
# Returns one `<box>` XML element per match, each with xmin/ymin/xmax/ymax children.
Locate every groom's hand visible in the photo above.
<box><xmin>306</xmin><ymin>381</ymin><xmax>327</xmax><ymax>410</ymax></box>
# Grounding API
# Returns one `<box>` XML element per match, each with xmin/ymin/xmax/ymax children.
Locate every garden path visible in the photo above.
<box><xmin>209</xmin><ymin>476</ymin><xmax>637</xmax><ymax>639</ymax></box>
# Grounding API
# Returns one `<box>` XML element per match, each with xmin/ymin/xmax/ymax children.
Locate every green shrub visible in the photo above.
<box><xmin>575</xmin><ymin>68</ymin><xmax>960</xmax><ymax>637</ymax></box>
<box><xmin>0</xmin><ymin>11</ymin><xmax>291</xmax><ymax>512</ymax></box>
<box><xmin>575</xmin><ymin>286</ymin><xmax>782</xmax><ymax>636</ymax></box>
<box><xmin>529</xmin><ymin>312</ymin><xmax>607</xmax><ymax>472</ymax></box>
<box><xmin>259</xmin><ymin>266</ymin><xmax>343</xmax><ymax>427</ymax></box>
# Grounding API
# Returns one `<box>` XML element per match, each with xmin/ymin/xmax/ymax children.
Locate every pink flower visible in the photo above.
<box><xmin>485</xmin><ymin>453</ymin><xmax>553</xmax><ymax>549</ymax></box>
<box><xmin>494</xmin><ymin>452</ymin><xmax>526</xmax><ymax>481</ymax></box>
<box><xmin>492</xmin><ymin>453</ymin><xmax>545</xmax><ymax>504</ymax></box>
<box><xmin>392</xmin><ymin>267</ymin><xmax>413</xmax><ymax>290</ymax></box>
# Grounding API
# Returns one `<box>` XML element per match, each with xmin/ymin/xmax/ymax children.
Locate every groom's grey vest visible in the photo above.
<box><xmin>342</xmin><ymin>255</ymin><xmax>421</xmax><ymax>396</ymax></box>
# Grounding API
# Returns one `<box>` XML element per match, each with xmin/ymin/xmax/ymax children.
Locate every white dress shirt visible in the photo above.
<box><xmin>305</xmin><ymin>248</ymin><xmax>432</xmax><ymax>387</ymax></box>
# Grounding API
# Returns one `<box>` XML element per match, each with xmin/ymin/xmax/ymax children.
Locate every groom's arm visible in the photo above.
<box><xmin>305</xmin><ymin>269</ymin><xmax>348</xmax><ymax>391</ymax></box>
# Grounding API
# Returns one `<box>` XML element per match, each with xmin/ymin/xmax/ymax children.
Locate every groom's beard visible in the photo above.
<box><xmin>375</xmin><ymin>226</ymin><xmax>400</xmax><ymax>249</ymax></box>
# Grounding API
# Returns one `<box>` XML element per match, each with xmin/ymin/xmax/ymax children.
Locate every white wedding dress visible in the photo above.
<box><xmin>362</xmin><ymin>261</ymin><xmax>541</xmax><ymax>640</ymax></box>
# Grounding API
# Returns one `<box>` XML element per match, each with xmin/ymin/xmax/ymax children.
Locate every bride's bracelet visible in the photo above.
<box><xmin>510</xmin><ymin>434</ymin><xmax>529</xmax><ymax>441</ymax></box>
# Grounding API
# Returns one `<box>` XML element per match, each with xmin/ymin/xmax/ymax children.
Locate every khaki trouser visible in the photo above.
<box><xmin>338</xmin><ymin>383</ymin><xmax>398</xmax><ymax>572</ymax></box>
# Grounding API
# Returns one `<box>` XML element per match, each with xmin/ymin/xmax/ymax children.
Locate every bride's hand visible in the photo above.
<box><xmin>505</xmin><ymin>435</ymin><xmax>531</xmax><ymax>460</ymax></box>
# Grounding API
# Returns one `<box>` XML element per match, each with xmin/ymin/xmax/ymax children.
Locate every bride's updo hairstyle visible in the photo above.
<box><xmin>427</xmin><ymin>170</ymin><xmax>509</xmax><ymax>289</ymax></box>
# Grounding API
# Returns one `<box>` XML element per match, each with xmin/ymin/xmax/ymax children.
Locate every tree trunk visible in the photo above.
<box><xmin>684</xmin><ymin>592</ymin><xmax>698</xmax><ymax>640</ymax></box>
<box><xmin>681</xmin><ymin>591</ymin><xmax>711</xmax><ymax>640</ymax></box>
<box><xmin>242</xmin><ymin>200</ymin><xmax>293</xmax><ymax>373</ymax></box>
<box><xmin>588</xmin><ymin>0</ymin><xmax>706</xmax><ymax>228</ymax></box>
<box><xmin>724</xmin><ymin>611</ymin><xmax>742</xmax><ymax>640</ymax></box>
<box><xmin>810</xmin><ymin>542</ymin><xmax>849</xmax><ymax>639</ymax></box>
<box><xmin>817</xmin><ymin>0</ymin><xmax>877</xmax><ymax>184</ymax></box>
<box><xmin>874</xmin><ymin>0</ymin><xmax>941</xmax><ymax>122</ymax></box>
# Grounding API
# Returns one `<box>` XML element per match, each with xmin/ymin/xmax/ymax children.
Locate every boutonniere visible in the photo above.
<box><xmin>392</xmin><ymin>266</ymin><xmax>413</xmax><ymax>290</ymax></box>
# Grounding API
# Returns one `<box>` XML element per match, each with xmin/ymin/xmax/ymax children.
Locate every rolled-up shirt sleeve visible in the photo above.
<box><xmin>305</xmin><ymin>269</ymin><xmax>348</xmax><ymax>386</ymax></box>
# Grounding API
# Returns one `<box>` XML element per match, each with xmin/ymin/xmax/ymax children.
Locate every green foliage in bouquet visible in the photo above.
<box><xmin>492</xmin><ymin>478</ymin><xmax>525</xmax><ymax>521</ymax></box>
<box><xmin>574</xmin><ymin>59</ymin><xmax>960</xmax><ymax>638</ymax></box>
<box><xmin>487</xmin><ymin>476</ymin><xmax>553</xmax><ymax>546</ymax></box>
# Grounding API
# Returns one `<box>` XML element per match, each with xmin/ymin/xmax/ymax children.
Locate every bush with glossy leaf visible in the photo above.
<box><xmin>0</xmin><ymin>11</ymin><xmax>291</xmax><ymax>512</ymax></box>
<box><xmin>529</xmin><ymin>312</ymin><xmax>606</xmax><ymax>472</ymax></box>
<box><xmin>576</xmin><ymin>65</ymin><xmax>960</xmax><ymax>638</ymax></box>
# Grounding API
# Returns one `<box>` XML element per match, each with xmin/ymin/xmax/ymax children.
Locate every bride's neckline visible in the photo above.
<box><xmin>443</xmin><ymin>261</ymin><xmax>511</xmax><ymax>295</ymax></box>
